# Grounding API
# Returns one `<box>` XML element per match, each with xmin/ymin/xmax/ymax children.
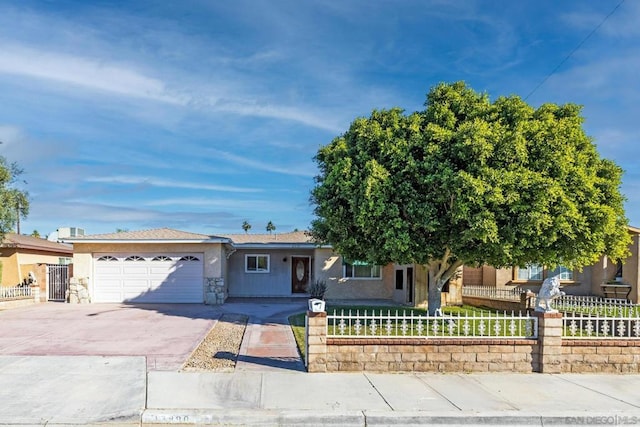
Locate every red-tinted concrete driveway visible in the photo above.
<box><xmin>0</xmin><ymin>303</ymin><xmax>220</xmax><ymax>370</ymax></box>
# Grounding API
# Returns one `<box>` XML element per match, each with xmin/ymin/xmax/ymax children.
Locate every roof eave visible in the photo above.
<box><xmin>64</xmin><ymin>238</ymin><xmax>231</xmax><ymax>244</ymax></box>
<box><xmin>231</xmin><ymin>243</ymin><xmax>331</xmax><ymax>250</ymax></box>
<box><xmin>0</xmin><ymin>243</ymin><xmax>73</xmax><ymax>254</ymax></box>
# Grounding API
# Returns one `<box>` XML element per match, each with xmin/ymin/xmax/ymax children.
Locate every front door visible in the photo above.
<box><xmin>291</xmin><ymin>256</ymin><xmax>310</xmax><ymax>293</ymax></box>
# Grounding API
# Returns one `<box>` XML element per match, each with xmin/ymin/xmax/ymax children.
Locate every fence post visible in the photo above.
<box><xmin>30</xmin><ymin>284</ymin><xmax>40</xmax><ymax>304</ymax></box>
<box><xmin>535</xmin><ymin>312</ymin><xmax>563</xmax><ymax>373</ymax></box>
<box><xmin>306</xmin><ymin>311</ymin><xmax>327</xmax><ymax>373</ymax></box>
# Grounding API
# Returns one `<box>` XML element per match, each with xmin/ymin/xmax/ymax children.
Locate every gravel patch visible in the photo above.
<box><xmin>182</xmin><ymin>313</ymin><xmax>248</xmax><ymax>372</ymax></box>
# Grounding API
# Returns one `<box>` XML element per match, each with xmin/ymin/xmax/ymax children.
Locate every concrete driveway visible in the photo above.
<box><xmin>0</xmin><ymin>303</ymin><xmax>220</xmax><ymax>370</ymax></box>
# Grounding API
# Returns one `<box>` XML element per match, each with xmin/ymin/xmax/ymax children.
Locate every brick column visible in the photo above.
<box><xmin>30</xmin><ymin>285</ymin><xmax>40</xmax><ymax>304</ymax></box>
<box><xmin>306</xmin><ymin>311</ymin><xmax>327</xmax><ymax>373</ymax></box>
<box><xmin>535</xmin><ymin>312</ymin><xmax>563</xmax><ymax>373</ymax></box>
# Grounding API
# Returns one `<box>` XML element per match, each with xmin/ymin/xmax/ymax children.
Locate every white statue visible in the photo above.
<box><xmin>535</xmin><ymin>275</ymin><xmax>565</xmax><ymax>313</ymax></box>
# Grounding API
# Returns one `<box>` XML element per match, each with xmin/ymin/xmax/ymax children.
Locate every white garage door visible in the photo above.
<box><xmin>93</xmin><ymin>253</ymin><xmax>204</xmax><ymax>303</ymax></box>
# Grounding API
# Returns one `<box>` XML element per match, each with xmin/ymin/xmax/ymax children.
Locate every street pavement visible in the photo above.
<box><xmin>2</xmin><ymin>300</ymin><xmax>640</xmax><ymax>426</ymax></box>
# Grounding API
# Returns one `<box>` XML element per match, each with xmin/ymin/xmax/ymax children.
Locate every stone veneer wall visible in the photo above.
<box><xmin>307</xmin><ymin>311</ymin><xmax>640</xmax><ymax>374</ymax></box>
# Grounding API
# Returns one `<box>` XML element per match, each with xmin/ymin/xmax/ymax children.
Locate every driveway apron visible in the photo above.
<box><xmin>0</xmin><ymin>303</ymin><xmax>219</xmax><ymax>371</ymax></box>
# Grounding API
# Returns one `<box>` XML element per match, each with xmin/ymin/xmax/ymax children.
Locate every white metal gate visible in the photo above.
<box><xmin>47</xmin><ymin>264</ymin><xmax>69</xmax><ymax>301</ymax></box>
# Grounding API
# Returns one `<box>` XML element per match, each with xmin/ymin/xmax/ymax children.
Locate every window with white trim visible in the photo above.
<box><xmin>517</xmin><ymin>265</ymin><xmax>543</xmax><ymax>281</ymax></box>
<box><xmin>515</xmin><ymin>264</ymin><xmax>574</xmax><ymax>281</ymax></box>
<box><xmin>343</xmin><ymin>261</ymin><xmax>382</xmax><ymax>279</ymax></box>
<box><xmin>550</xmin><ymin>266</ymin><xmax>574</xmax><ymax>281</ymax></box>
<box><xmin>245</xmin><ymin>254</ymin><xmax>270</xmax><ymax>273</ymax></box>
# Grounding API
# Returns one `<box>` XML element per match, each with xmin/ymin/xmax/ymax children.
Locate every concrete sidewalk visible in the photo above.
<box><xmin>144</xmin><ymin>371</ymin><xmax>640</xmax><ymax>426</ymax></box>
<box><xmin>2</xmin><ymin>355</ymin><xmax>640</xmax><ymax>425</ymax></box>
<box><xmin>0</xmin><ymin>355</ymin><xmax>146</xmax><ymax>426</ymax></box>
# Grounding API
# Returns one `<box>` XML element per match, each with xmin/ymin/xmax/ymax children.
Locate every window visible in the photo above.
<box><xmin>58</xmin><ymin>257</ymin><xmax>73</xmax><ymax>265</ymax></box>
<box><xmin>517</xmin><ymin>265</ymin><xmax>543</xmax><ymax>281</ymax></box>
<box><xmin>179</xmin><ymin>256</ymin><xmax>200</xmax><ymax>261</ymax></box>
<box><xmin>245</xmin><ymin>254</ymin><xmax>270</xmax><ymax>273</ymax></box>
<box><xmin>343</xmin><ymin>261</ymin><xmax>382</xmax><ymax>279</ymax></box>
<box><xmin>97</xmin><ymin>256</ymin><xmax>118</xmax><ymax>262</ymax></box>
<box><xmin>515</xmin><ymin>264</ymin><xmax>573</xmax><ymax>281</ymax></box>
<box><xmin>124</xmin><ymin>256</ymin><xmax>145</xmax><ymax>262</ymax></box>
<box><xmin>152</xmin><ymin>256</ymin><xmax>172</xmax><ymax>261</ymax></box>
<box><xmin>550</xmin><ymin>266</ymin><xmax>573</xmax><ymax>281</ymax></box>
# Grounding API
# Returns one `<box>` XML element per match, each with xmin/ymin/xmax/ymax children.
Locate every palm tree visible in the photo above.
<box><xmin>266</xmin><ymin>221</ymin><xmax>276</xmax><ymax>234</ymax></box>
<box><xmin>242</xmin><ymin>221</ymin><xmax>251</xmax><ymax>234</ymax></box>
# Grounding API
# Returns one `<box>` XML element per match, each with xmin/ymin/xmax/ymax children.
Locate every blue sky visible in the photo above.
<box><xmin>1</xmin><ymin>0</ymin><xmax>639</xmax><ymax>237</ymax></box>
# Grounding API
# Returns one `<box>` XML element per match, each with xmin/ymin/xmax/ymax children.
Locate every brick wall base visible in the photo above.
<box><xmin>325</xmin><ymin>338</ymin><xmax>537</xmax><ymax>373</ymax></box>
<box><xmin>561</xmin><ymin>340</ymin><xmax>640</xmax><ymax>373</ymax></box>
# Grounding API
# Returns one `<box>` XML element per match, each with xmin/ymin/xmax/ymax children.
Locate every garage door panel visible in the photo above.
<box><xmin>94</xmin><ymin>253</ymin><xmax>204</xmax><ymax>303</ymax></box>
<box><xmin>95</xmin><ymin>266</ymin><xmax>122</xmax><ymax>275</ymax></box>
<box><xmin>150</xmin><ymin>266</ymin><xmax>176</xmax><ymax>274</ymax></box>
<box><xmin>123</xmin><ymin>266</ymin><xmax>149</xmax><ymax>275</ymax></box>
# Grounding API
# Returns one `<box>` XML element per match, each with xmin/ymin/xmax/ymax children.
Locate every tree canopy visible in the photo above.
<box><xmin>311</xmin><ymin>82</ymin><xmax>630</xmax><ymax>313</ymax></box>
<box><xmin>266</xmin><ymin>221</ymin><xmax>276</xmax><ymax>234</ymax></box>
<box><xmin>0</xmin><ymin>156</ymin><xmax>29</xmax><ymax>239</ymax></box>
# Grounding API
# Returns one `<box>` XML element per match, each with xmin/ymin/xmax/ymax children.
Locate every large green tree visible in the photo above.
<box><xmin>311</xmin><ymin>82</ymin><xmax>630</xmax><ymax>315</ymax></box>
<box><xmin>0</xmin><ymin>156</ymin><xmax>29</xmax><ymax>240</ymax></box>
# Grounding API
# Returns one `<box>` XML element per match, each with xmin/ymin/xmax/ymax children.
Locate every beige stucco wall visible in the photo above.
<box><xmin>412</xmin><ymin>263</ymin><xmax>462</xmax><ymax>309</ymax></box>
<box><xmin>0</xmin><ymin>251</ymin><xmax>19</xmax><ymax>286</ymax></box>
<box><xmin>1</xmin><ymin>249</ymin><xmax>68</xmax><ymax>286</ymax></box>
<box><xmin>18</xmin><ymin>253</ymin><xmax>68</xmax><ymax>265</ymax></box>
<box><xmin>623</xmin><ymin>234</ymin><xmax>639</xmax><ymax>303</ymax></box>
<box><xmin>414</xmin><ymin>264</ymin><xmax>428</xmax><ymax>308</ymax></box>
<box><xmin>314</xmin><ymin>248</ymin><xmax>394</xmax><ymax>300</ymax></box>
<box><xmin>72</xmin><ymin>242</ymin><xmax>225</xmax><ymax>301</ymax></box>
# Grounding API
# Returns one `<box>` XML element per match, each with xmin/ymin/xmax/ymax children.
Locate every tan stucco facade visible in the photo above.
<box><xmin>410</xmin><ymin>264</ymin><xmax>463</xmax><ymax>309</ymax></box>
<box><xmin>0</xmin><ymin>248</ymin><xmax>68</xmax><ymax>286</ymax></box>
<box><xmin>314</xmin><ymin>248</ymin><xmax>395</xmax><ymax>300</ymax></box>
<box><xmin>462</xmin><ymin>229</ymin><xmax>640</xmax><ymax>303</ymax></box>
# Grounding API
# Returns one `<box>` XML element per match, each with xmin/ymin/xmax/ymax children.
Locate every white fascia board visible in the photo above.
<box><xmin>231</xmin><ymin>243</ymin><xmax>324</xmax><ymax>250</ymax></box>
<box><xmin>63</xmin><ymin>238</ymin><xmax>231</xmax><ymax>244</ymax></box>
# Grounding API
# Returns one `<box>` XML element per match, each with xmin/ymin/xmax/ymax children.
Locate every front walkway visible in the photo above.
<box><xmin>220</xmin><ymin>298</ymin><xmax>307</xmax><ymax>372</ymax></box>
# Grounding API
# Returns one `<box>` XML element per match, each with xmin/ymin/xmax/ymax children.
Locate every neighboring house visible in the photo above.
<box><xmin>66</xmin><ymin>227</ymin><xmax>462</xmax><ymax>306</ymax></box>
<box><xmin>0</xmin><ymin>233</ymin><xmax>73</xmax><ymax>286</ymax></box>
<box><xmin>462</xmin><ymin>226</ymin><xmax>640</xmax><ymax>303</ymax></box>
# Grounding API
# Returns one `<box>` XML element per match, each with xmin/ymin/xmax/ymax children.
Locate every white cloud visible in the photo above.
<box><xmin>85</xmin><ymin>175</ymin><xmax>261</xmax><ymax>193</ymax></box>
<box><xmin>208</xmin><ymin>149</ymin><xmax>317</xmax><ymax>178</ymax></box>
<box><xmin>562</xmin><ymin>1</ymin><xmax>640</xmax><ymax>38</ymax></box>
<box><xmin>0</xmin><ymin>42</ymin><xmax>345</xmax><ymax>132</ymax></box>
<box><xmin>143</xmin><ymin>197</ymin><xmax>296</xmax><ymax>212</ymax></box>
<box><xmin>0</xmin><ymin>44</ymin><xmax>186</xmax><ymax>105</ymax></box>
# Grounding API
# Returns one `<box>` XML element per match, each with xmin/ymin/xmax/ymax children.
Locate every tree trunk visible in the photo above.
<box><xmin>428</xmin><ymin>278</ymin><xmax>444</xmax><ymax>316</ymax></box>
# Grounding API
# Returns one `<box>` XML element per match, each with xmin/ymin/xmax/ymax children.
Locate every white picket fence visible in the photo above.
<box><xmin>0</xmin><ymin>285</ymin><xmax>32</xmax><ymax>300</ymax></box>
<box><xmin>462</xmin><ymin>285</ymin><xmax>524</xmax><ymax>301</ymax></box>
<box><xmin>326</xmin><ymin>309</ymin><xmax>537</xmax><ymax>339</ymax></box>
<box><xmin>555</xmin><ymin>295</ymin><xmax>640</xmax><ymax>317</ymax></box>
<box><xmin>563</xmin><ymin>312</ymin><xmax>640</xmax><ymax>339</ymax></box>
